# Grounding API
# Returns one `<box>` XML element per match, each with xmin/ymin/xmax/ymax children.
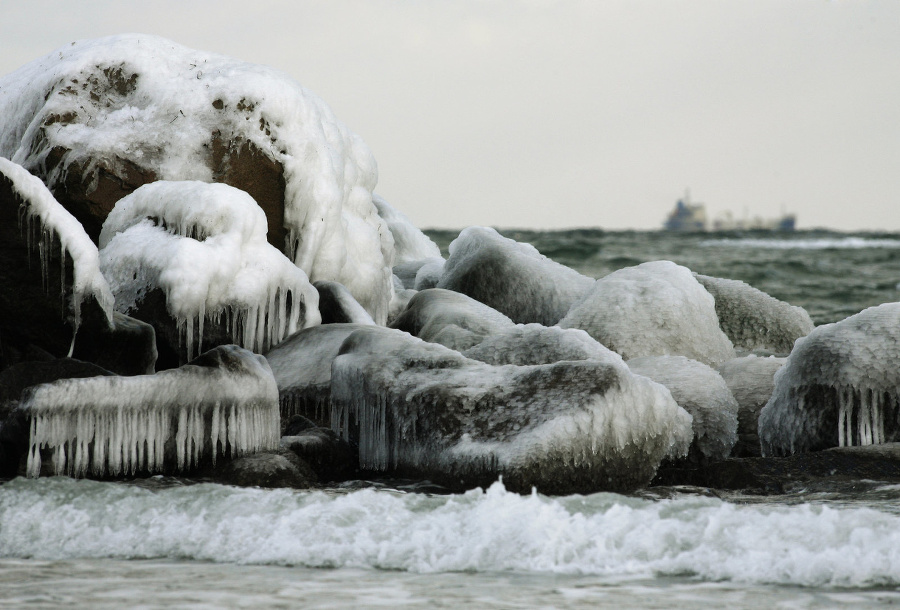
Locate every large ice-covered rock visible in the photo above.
<box><xmin>18</xmin><ymin>345</ymin><xmax>279</xmax><ymax>478</ymax></box>
<box><xmin>437</xmin><ymin>227</ymin><xmax>595</xmax><ymax>326</ymax></box>
<box><xmin>372</xmin><ymin>194</ymin><xmax>441</xmax><ymax>264</ymax></box>
<box><xmin>759</xmin><ymin>303</ymin><xmax>900</xmax><ymax>456</ymax></box>
<box><xmin>627</xmin><ymin>356</ymin><xmax>738</xmax><ymax>460</ymax></box>
<box><xmin>330</xmin><ymin>326</ymin><xmax>693</xmax><ymax>493</ymax></box>
<box><xmin>0</xmin><ymin>34</ymin><xmax>394</xmax><ymax>323</ymax></box>
<box><xmin>694</xmin><ymin>274</ymin><xmax>814</xmax><ymax>354</ymax></box>
<box><xmin>264</xmin><ymin>324</ymin><xmax>370</xmax><ymax>426</ymax></box>
<box><xmin>462</xmin><ymin>324</ymin><xmax>617</xmax><ymax>367</ymax></box>
<box><xmin>390</xmin><ymin>288</ymin><xmax>514</xmax><ymax>352</ymax></box>
<box><xmin>717</xmin><ymin>355</ymin><xmax>785</xmax><ymax>457</ymax></box>
<box><xmin>99</xmin><ymin>181</ymin><xmax>320</xmax><ymax>363</ymax></box>
<box><xmin>560</xmin><ymin>261</ymin><xmax>735</xmax><ymax>366</ymax></box>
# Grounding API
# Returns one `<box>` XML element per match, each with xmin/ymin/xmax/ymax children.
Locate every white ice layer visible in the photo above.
<box><xmin>0</xmin><ymin>157</ymin><xmax>113</xmax><ymax>331</ymax></box>
<box><xmin>99</xmin><ymin>181</ymin><xmax>320</xmax><ymax>359</ymax></box>
<box><xmin>21</xmin><ymin>346</ymin><xmax>279</xmax><ymax>477</ymax></box>
<box><xmin>718</xmin><ymin>355</ymin><xmax>786</xmax><ymax>438</ymax></box>
<box><xmin>628</xmin><ymin>355</ymin><xmax>738</xmax><ymax>460</ymax></box>
<box><xmin>463</xmin><ymin>324</ymin><xmax>620</xmax><ymax>366</ymax></box>
<box><xmin>330</xmin><ymin>327</ymin><xmax>692</xmax><ymax>492</ymax></box>
<box><xmin>438</xmin><ymin>227</ymin><xmax>595</xmax><ymax>326</ymax></box>
<box><xmin>0</xmin><ymin>34</ymin><xmax>393</xmax><ymax>323</ymax></box>
<box><xmin>373</xmin><ymin>194</ymin><xmax>441</xmax><ymax>264</ymax></box>
<box><xmin>560</xmin><ymin>261</ymin><xmax>735</xmax><ymax>367</ymax></box>
<box><xmin>759</xmin><ymin>303</ymin><xmax>900</xmax><ymax>456</ymax></box>
<box><xmin>694</xmin><ymin>273</ymin><xmax>814</xmax><ymax>354</ymax></box>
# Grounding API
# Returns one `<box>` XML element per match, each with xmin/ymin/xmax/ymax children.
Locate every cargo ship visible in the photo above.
<box><xmin>664</xmin><ymin>191</ymin><xmax>795</xmax><ymax>232</ymax></box>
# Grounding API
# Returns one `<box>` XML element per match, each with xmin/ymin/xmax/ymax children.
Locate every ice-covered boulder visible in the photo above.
<box><xmin>314</xmin><ymin>281</ymin><xmax>376</xmax><ymax>325</ymax></box>
<box><xmin>437</xmin><ymin>227</ymin><xmax>595</xmax><ymax>326</ymax></box>
<box><xmin>331</xmin><ymin>326</ymin><xmax>693</xmax><ymax>493</ymax></box>
<box><xmin>373</xmin><ymin>194</ymin><xmax>441</xmax><ymax>264</ymax></box>
<box><xmin>264</xmin><ymin>324</ymin><xmax>370</xmax><ymax>426</ymax></box>
<box><xmin>390</xmin><ymin>288</ymin><xmax>515</xmax><ymax>352</ymax></box>
<box><xmin>0</xmin><ymin>157</ymin><xmax>118</xmax><ymax>365</ymax></box>
<box><xmin>99</xmin><ymin>181</ymin><xmax>320</xmax><ymax>363</ymax></box>
<box><xmin>759</xmin><ymin>303</ymin><xmax>900</xmax><ymax>456</ymax></box>
<box><xmin>559</xmin><ymin>261</ymin><xmax>735</xmax><ymax>366</ymax></box>
<box><xmin>717</xmin><ymin>355</ymin><xmax>785</xmax><ymax>457</ymax></box>
<box><xmin>694</xmin><ymin>274</ymin><xmax>814</xmax><ymax>354</ymax></box>
<box><xmin>0</xmin><ymin>34</ymin><xmax>394</xmax><ymax>323</ymax></box>
<box><xmin>462</xmin><ymin>324</ymin><xmax>618</xmax><ymax>367</ymax></box>
<box><xmin>18</xmin><ymin>345</ymin><xmax>279</xmax><ymax>478</ymax></box>
<box><xmin>627</xmin><ymin>356</ymin><xmax>738</xmax><ymax>460</ymax></box>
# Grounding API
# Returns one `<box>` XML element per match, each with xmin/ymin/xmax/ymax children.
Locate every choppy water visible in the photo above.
<box><xmin>3</xmin><ymin>229</ymin><xmax>900</xmax><ymax>608</ymax></box>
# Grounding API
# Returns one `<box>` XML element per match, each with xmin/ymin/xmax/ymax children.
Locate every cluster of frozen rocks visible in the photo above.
<box><xmin>0</xmin><ymin>35</ymin><xmax>897</xmax><ymax>493</ymax></box>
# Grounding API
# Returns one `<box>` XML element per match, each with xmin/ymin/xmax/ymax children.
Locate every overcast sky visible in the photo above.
<box><xmin>1</xmin><ymin>1</ymin><xmax>898</xmax><ymax>231</ymax></box>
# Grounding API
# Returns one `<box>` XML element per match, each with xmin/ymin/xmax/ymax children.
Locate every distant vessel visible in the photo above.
<box><xmin>663</xmin><ymin>190</ymin><xmax>795</xmax><ymax>232</ymax></box>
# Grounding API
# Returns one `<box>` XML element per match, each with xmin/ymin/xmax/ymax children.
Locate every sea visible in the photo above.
<box><xmin>2</xmin><ymin>229</ymin><xmax>900</xmax><ymax>609</ymax></box>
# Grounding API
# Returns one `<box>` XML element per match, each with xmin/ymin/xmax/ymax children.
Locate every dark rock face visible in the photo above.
<box><xmin>314</xmin><ymin>281</ymin><xmax>375</xmax><ymax>325</ymax></box>
<box><xmin>217</xmin><ymin>450</ymin><xmax>316</xmax><ymax>489</ymax></box>
<box><xmin>281</xmin><ymin>428</ymin><xmax>358</xmax><ymax>482</ymax></box>
<box><xmin>72</xmin><ymin>311</ymin><xmax>158</xmax><ymax>375</ymax></box>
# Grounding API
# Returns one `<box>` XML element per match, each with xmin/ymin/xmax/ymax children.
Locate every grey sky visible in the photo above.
<box><xmin>1</xmin><ymin>0</ymin><xmax>898</xmax><ymax>231</ymax></box>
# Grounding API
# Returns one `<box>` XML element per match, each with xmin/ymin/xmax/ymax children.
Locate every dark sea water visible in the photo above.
<box><xmin>3</xmin><ymin>229</ymin><xmax>900</xmax><ymax>608</ymax></box>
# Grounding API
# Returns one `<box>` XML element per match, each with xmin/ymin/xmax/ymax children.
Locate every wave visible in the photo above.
<box><xmin>2</xmin><ymin>477</ymin><xmax>900</xmax><ymax>587</ymax></box>
<box><xmin>700</xmin><ymin>237</ymin><xmax>900</xmax><ymax>250</ymax></box>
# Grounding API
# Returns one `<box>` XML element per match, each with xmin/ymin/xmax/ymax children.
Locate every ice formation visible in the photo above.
<box><xmin>372</xmin><ymin>194</ymin><xmax>441</xmax><ymax>264</ymax></box>
<box><xmin>560</xmin><ymin>261</ymin><xmax>735</xmax><ymax>366</ymax></box>
<box><xmin>0</xmin><ymin>34</ymin><xmax>394</xmax><ymax>323</ymax></box>
<box><xmin>694</xmin><ymin>273</ymin><xmax>814</xmax><ymax>354</ymax></box>
<box><xmin>19</xmin><ymin>345</ymin><xmax>279</xmax><ymax>477</ymax></box>
<box><xmin>717</xmin><ymin>355</ymin><xmax>785</xmax><ymax>455</ymax></box>
<box><xmin>390</xmin><ymin>288</ymin><xmax>515</xmax><ymax>352</ymax></box>
<box><xmin>99</xmin><ymin>181</ymin><xmax>320</xmax><ymax>360</ymax></box>
<box><xmin>0</xmin><ymin>157</ymin><xmax>114</xmax><ymax>334</ymax></box>
<box><xmin>437</xmin><ymin>227</ymin><xmax>595</xmax><ymax>326</ymax></box>
<box><xmin>628</xmin><ymin>356</ymin><xmax>738</xmax><ymax>460</ymax></box>
<box><xmin>264</xmin><ymin>323</ymin><xmax>369</xmax><ymax>426</ymax></box>
<box><xmin>314</xmin><ymin>281</ymin><xmax>376</xmax><ymax>325</ymax></box>
<box><xmin>759</xmin><ymin>303</ymin><xmax>900</xmax><ymax>456</ymax></box>
<box><xmin>330</xmin><ymin>326</ymin><xmax>693</xmax><ymax>493</ymax></box>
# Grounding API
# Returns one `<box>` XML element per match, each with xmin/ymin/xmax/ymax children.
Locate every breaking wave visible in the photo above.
<box><xmin>2</xmin><ymin>477</ymin><xmax>900</xmax><ymax>587</ymax></box>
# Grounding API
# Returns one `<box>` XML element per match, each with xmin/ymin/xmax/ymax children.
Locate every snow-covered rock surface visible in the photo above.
<box><xmin>695</xmin><ymin>273</ymin><xmax>814</xmax><ymax>354</ymax></box>
<box><xmin>628</xmin><ymin>355</ymin><xmax>738</xmax><ymax>460</ymax></box>
<box><xmin>0</xmin><ymin>34</ymin><xmax>393</xmax><ymax>323</ymax></box>
<box><xmin>759</xmin><ymin>303</ymin><xmax>900</xmax><ymax>456</ymax></box>
<box><xmin>390</xmin><ymin>288</ymin><xmax>514</xmax><ymax>352</ymax></box>
<box><xmin>717</xmin><ymin>355</ymin><xmax>785</xmax><ymax>456</ymax></box>
<box><xmin>330</xmin><ymin>326</ymin><xmax>692</xmax><ymax>493</ymax></box>
<box><xmin>437</xmin><ymin>227</ymin><xmax>594</xmax><ymax>326</ymax></box>
<box><xmin>19</xmin><ymin>345</ymin><xmax>279</xmax><ymax>478</ymax></box>
<box><xmin>373</xmin><ymin>194</ymin><xmax>441</xmax><ymax>264</ymax></box>
<box><xmin>99</xmin><ymin>181</ymin><xmax>320</xmax><ymax>361</ymax></box>
<box><xmin>264</xmin><ymin>324</ymin><xmax>370</xmax><ymax>426</ymax></box>
<box><xmin>0</xmin><ymin>157</ymin><xmax>113</xmax><ymax>332</ymax></box>
<box><xmin>462</xmin><ymin>324</ymin><xmax>617</xmax><ymax>367</ymax></box>
<box><xmin>560</xmin><ymin>261</ymin><xmax>735</xmax><ymax>366</ymax></box>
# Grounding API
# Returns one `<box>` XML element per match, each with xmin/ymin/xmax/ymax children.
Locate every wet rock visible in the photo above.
<box><xmin>281</xmin><ymin>428</ymin><xmax>357</xmax><ymax>482</ymax></box>
<box><xmin>216</xmin><ymin>450</ymin><xmax>316</xmax><ymax>489</ymax></box>
<box><xmin>72</xmin><ymin>311</ymin><xmax>158</xmax><ymax>375</ymax></box>
<box><xmin>315</xmin><ymin>281</ymin><xmax>375</xmax><ymax>325</ymax></box>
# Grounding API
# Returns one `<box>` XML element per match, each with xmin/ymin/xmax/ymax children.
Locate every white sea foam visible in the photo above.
<box><xmin>701</xmin><ymin>237</ymin><xmax>900</xmax><ymax>250</ymax></box>
<box><xmin>2</xmin><ymin>478</ymin><xmax>900</xmax><ymax>588</ymax></box>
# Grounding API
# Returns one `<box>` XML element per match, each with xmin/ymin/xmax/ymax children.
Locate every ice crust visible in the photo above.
<box><xmin>372</xmin><ymin>195</ymin><xmax>441</xmax><ymax>264</ymax></box>
<box><xmin>437</xmin><ymin>227</ymin><xmax>595</xmax><ymax>326</ymax></box>
<box><xmin>694</xmin><ymin>273</ymin><xmax>814</xmax><ymax>354</ymax></box>
<box><xmin>264</xmin><ymin>323</ymin><xmax>368</xmax><ymax>426</ymax></box>
<box><xmin>20</xmin><ymin>345</ymin><xmax>279</xmax><ymax>478</ymax></box>
<box><xmin>330</xmin><ymin>326</ymin><xmax>693</xmax><ymax>493</ymax></box>
<box><xmin>462</xmin><ymin>324</ymin><xmax>619</xmax><ymax>367</ymax></box>
<box><xmin>0</xmin><ymin>34</ymin><xmax>393</xmax><ymax>323</ymax></box>
<box><xmin>718</xmin><ymin>355</ymin><xmax>785</xmax><ymax>452</ymax></box>
<box><xmin>390</xmin><ymin>288</ymin><xmax>515</xmax><ymax>352</ymax></box>
<box><xmin>99</xmin><ymin>181</ymin><xmax>320</xmax><ymax>360</ymax></box>
<box><xmin>628</xmin><ymin>355</ymin><xmax>738</xmax><ymax>460</ymax></box>
<box><xmin>759</xmin><ymin>303</ymin><xmax>900</xmax><ymax>456</ymax></box>
<box><xmin>560</xmin><ymin>261</ymin><xmax>735</xmax><ymax>366</ymax></box>
<box><xmin>0</xmin><ymin>157</ymin><xmax>114</xmax><ymax>333</ymax></box>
